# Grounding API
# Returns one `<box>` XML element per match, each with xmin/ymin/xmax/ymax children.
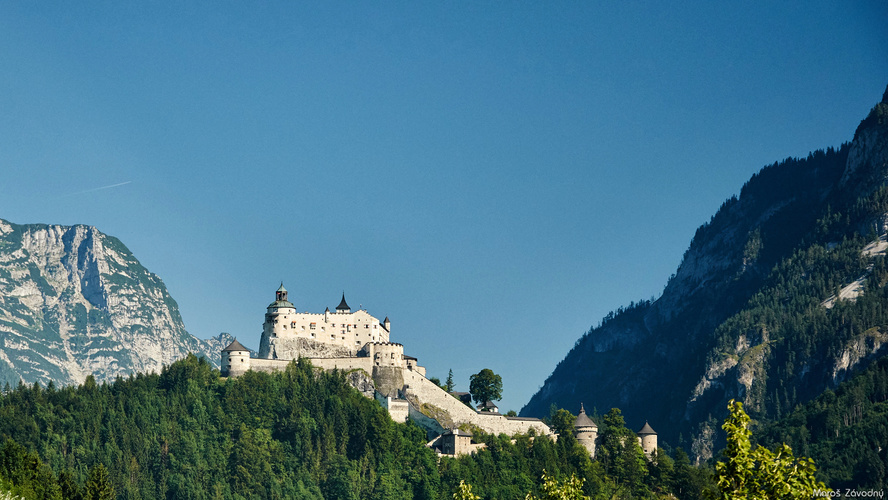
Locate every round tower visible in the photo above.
<box><xmin>637</xmin><ymin>421</ymin><xmax>658</xmax><ymax>458</ymax></box>
<box><xmin>574</xmin><ymin>403</ymin><xmax>598</xmax><ymax>458</ymax></box>
<box><xmin>222</xmin><ymin>339</ymin><xmax>251</xmax><ymax>377</ymax></box>
<box><xmin>258</xmin><ymin>283</ymin><xmax>297</xmax><ymax>358</ymax></box>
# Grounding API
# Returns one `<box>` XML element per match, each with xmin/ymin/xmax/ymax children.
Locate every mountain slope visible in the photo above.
<box><xmin>521</xmin><ymin>86</ymin><xmax>888</xmax><ymax>461</ymax></box>
<box><xmin>0</xmin><ymin>219</ymin><xmax>230</xmax><ymax>387</ymax></box>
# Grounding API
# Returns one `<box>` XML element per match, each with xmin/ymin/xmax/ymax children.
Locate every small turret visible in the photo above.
<box><xmin>222</xmin><ymin>339</ymin><xmax>251</xmax><ymax>377</ymax></box>
<box><xmin>336</xmin><ymin>293</ymin><xmax>350</xmax><ymax>313</ymax></box>
<box><xmin>637</xmin><ymin>421</ymin><xmax>658</xmax><ymax>458</ymax></box>
<box><xmin>383</xmin><ymin>316</ymin><xmax>390</xmax><ymax>332</ymax></box>
<box><xmin>574</xmin><ymin>403</ymin><xmax>598</xmax><ymax>458</ymax></box>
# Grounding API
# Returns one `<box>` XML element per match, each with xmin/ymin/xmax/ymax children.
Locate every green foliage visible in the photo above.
<box><xmin>711</xmin><ymin>400</ymin><xmax>824</xmax><ymax>499</ymax></box>
<box><xmin>452</xmin><ymin>480</ymin><xmax>480</xmax><ymax>500</ymax></box>
<box><xmin>524</xmin><ymin>471</ymin><xmax>588</xmax><ymax>500</ymax></box>
<box><xmin>445</xmin><ymin>370</ymin><xmax>455</xmax><ymax>393</ymax></box>
<box><xmin>0</xmin><ymin>355</ymin><xmax>439</xmax><ymax>499</ymax></box>
<box><xmin>546</xmin><ymin>408</ymin><xmax>576</xmax><ymax>439</ymax></box>
<box><xmin>468</xmin><ymin>369</ymin><xmax>502</xmax><ymax>406</ymax></box>
<box><xmin>0</xmin><ymin>353</ymin><xmax>714</xmax><ymax>499</ymax></box>
<box><xmin>756</xmin><ymin>356</ymin><xmax>888</xmax><ymax>489</ymax></box>
<box><xmin>84</xmin><ymin>464</ymin><xmax>114</xmax><ymax>500</ymax></box>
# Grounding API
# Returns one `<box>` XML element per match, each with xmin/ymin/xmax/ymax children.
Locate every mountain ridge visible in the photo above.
<box><xmin>0</xmin><ymin>218</ymin><xmax>230</xmax><ymax>387</ymax></box>
<box><xmin>521</xmin><ymin>85</ymin><xmax>888</xmax><ymax>462</ymax></box>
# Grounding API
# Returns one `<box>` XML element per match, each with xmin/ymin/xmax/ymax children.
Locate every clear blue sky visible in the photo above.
<box><xmin>1</xmin><ymin>2</ymin><xmax>886</xmax><ymax>414</ymax></box>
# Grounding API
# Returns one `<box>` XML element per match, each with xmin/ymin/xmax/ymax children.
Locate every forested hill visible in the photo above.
<box><xmin>0</xmin><ymin>355</ymin><xmax>701</xmax><ymax>499</ymax></box>
<box><xmin>521</xmin><ymin>85</ymin><xmax>888</xmax><ymax>462</ymax></box>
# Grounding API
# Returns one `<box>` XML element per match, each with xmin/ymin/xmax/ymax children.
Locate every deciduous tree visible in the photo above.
<box><xmin>469</xmin><ymin>369</ymin><xmax>502</xmax><ymax>406</ymax></box>
<box><xmin>710</xmin><ymin>400</ymin><xmax>825</xmax><ymax>499</ymax></box>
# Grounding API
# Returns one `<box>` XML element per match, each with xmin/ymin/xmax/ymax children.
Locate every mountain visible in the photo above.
<box><xmin>521</xmin><ymin>86</ymin><xmax>888</xmax><ymax>461</ymax></box>
<box><xmin>0</xmin><ymin>218</ymin><xmax>232</xmax><ymax>387</ymax></box>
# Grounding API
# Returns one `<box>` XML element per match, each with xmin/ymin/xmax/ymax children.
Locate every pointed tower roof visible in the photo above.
<box><xmin>336</xmin><ymin>293</ymin><xmax>350</xmax><ymax>312</ymax></box>
<box><xmin>637</xmin><ymin>422</ymin><xmax>657</xmax><ymax>435</ymax></box>
<box><xmin>574</xmin><ymin>403</ymin><xmax>597</xmax><ymax>429</ymax></box>
<box><xmin>269</xmin><ymin>284</ymin><xmax>295</xmax><ymax>308</ymax></box>
<box><xmin>223</xmin><ymin>339</ymin><xmax>250</xmax><ymax>352</ymax></box>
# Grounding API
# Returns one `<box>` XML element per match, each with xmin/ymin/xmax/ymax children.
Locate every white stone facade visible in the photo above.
<box><xmin>258</xmin><ymin>286</ymin><xmax>390</xmax><ymax>359</ymax></box>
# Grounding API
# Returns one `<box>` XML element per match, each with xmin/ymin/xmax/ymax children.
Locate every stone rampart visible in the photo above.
<box><xmin>307</xmin><ymin>357</ymin><xmax>374</xmax><ymax>373</ymax></box>
<box><xmin>400</xmin><ymin>369</ymin><xmax>552</xmax><ymax>437</ymax></box>
<box><xmin>249</xmin><ymin>358</ymin><xmax>292</xmax><ymax>373</ymax></box>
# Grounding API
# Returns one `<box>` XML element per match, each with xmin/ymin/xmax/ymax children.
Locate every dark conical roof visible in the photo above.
<box><xmin>336</xmin><ymin>293</ymin><xmax>350</xmax><ymax>311</ymax></box>
<box><xmin>575</xmin><ymin>403</ymin><xmax>597</xmax><ymax>429</ymax></box>
<box><xmin>637</xmin><ymin>421</ymin><xmax>657</xmax><ymax>435</ymax></box>
<box><xmin>277</xmin><ymin>283</ymin><xmax>287</xmax><ymax>292</ymax></box>
<box><xmin>223</xmin><ymin>339</ymin><xmax>250</xmax><ymax>352</ymax></box>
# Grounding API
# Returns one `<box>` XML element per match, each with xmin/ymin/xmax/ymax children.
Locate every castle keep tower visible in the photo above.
<box><xmin>574</xmin><ymin>403</ymin><xmax>598</xmax><ymax>458</ymax></box>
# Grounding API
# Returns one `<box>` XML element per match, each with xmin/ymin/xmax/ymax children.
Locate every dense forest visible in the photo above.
<box><xmin>0</xmin><ymin>356</ymin><xmax>705</xmax><ymax>499</ymax></box>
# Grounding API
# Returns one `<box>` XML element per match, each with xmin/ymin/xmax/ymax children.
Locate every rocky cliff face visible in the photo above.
<box><xmin>0</xmin><ymin>219</ymin><xmax>231</xmax><ymax>387</ymax></box>
<box><xmin>521</xmin><ymin>86</ymin><xmax>888</xmax><ymax>460</ymax></box>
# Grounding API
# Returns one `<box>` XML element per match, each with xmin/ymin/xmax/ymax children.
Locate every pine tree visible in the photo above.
<box><xmin>84</xmin><ymin>464</ymin><xmax>115</xmax><ymax>500</ymax></box>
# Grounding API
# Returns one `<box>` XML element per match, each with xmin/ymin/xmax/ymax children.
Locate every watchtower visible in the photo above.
<box><xmin>574</xmin><ymin>403</ymin><xmax>598</xmax><ymax>458</ymax></box>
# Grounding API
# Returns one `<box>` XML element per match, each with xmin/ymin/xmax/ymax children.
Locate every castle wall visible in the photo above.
<box><xmin>249</xmin><ymin>358</ymin><xmax>292</xmax><ymax>373</ymax></box>
<box><xmin>360</xmin><ymin>342</ymin><xmax>404</xmax><ymax>368</ymax></box>
<box><xmin>399</xmin><ymin>369</ymin><xmax>552</xmax><ymax>437</ymax></box>
<box><xmin>382</xmin><ymin>396</ymin><xmax>409</xmax><ymax>423</ymax></box>
<box><xmin>307</xmin><ymin>356</ymin><xmax>375</xmax><ymax>373</ymax></box>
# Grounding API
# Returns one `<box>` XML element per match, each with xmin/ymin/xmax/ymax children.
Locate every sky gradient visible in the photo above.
<box><xmin>2</xmin><ymin>2</ymin><xmax>887</xmax><ymax>415</ymax></box>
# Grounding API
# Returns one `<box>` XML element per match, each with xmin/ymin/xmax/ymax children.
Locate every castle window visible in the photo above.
<box><xmin>310</xmin><ymin>323</ymin><xmax>316</xmax><ymax>330</ymax></box>
<box><xmin>347</xmin><ymin>325</ymin><xmax>351</xmax><ymax>332</ymax></box>
<box><xmin>365</xmin><ymin>324</ymin><xmax>369</xmax><ymax>329</ymax></box>
<box><xmin>332</xmin><ymin>323</ymin><xmax>336</xmax><ymax>327</ymax></box>
<box><xmin>321</xmin><ymin>327</ymin><xmax>325</xmax><ymax>332</ymax></box>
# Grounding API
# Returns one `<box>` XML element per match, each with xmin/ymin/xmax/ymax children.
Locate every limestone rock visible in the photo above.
<box><xmin>0</xmin><ymin>219</ymin><xmax>229</xmax><ymax>387</ymax></box>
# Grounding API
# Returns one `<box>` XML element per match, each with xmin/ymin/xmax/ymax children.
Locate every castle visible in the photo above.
<box><xmin>222</xmin><ymin>285</ymin><xmax>657</xmax><ymax>459</ymax></box>
<box><xmin>222</xmin><ymin>285</ymin><xmax>552</xmax><ymax>454</ymax></box>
